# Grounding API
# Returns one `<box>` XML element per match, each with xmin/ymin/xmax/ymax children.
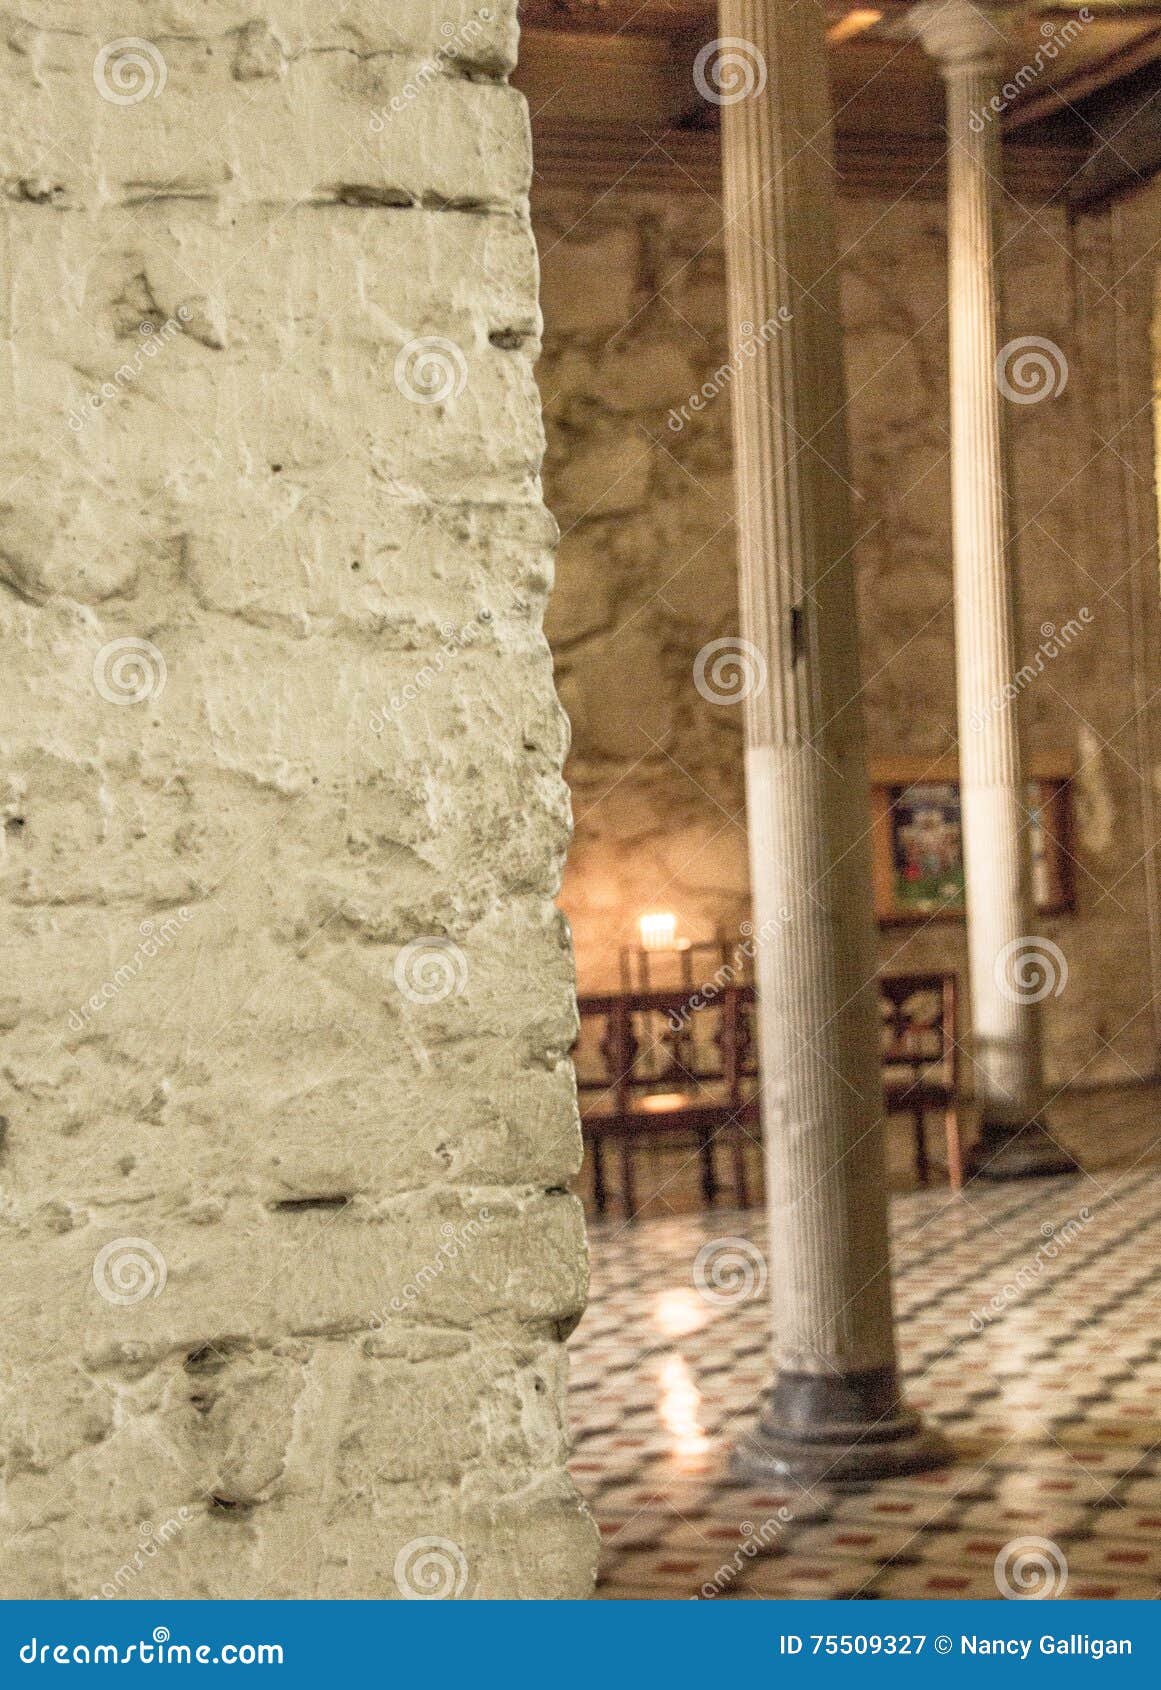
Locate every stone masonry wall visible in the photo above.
<box><xmin>538</xmin><ymin>178</ymin><xmax>1161</xmax><ymax>1089</ymax></box>
<box><xmin>0</xmin><ymin>4</ymin><xmax>596</xmax><ymax>1598</ymax></box>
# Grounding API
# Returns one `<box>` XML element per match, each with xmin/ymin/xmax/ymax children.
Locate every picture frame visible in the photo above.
<box><xmin>870</xmin><ymin>755</ymin><xmax>1074</xmax><ymax>925</ymax></box>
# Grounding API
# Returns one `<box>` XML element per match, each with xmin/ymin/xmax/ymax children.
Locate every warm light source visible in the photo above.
<box><xmin>640</xmin><ymin>1092</ymin><xmax>689</xmax><ymax>1112</ymax></box>
<box><xmin>826</xmin><ymin>8</ymin><xmax>883</xmax><ymax>45</ymax></box>
<box><xmin>638</xmin><ymin>912</ymin><xmax>678</xmax><ymax>952</ymax></box>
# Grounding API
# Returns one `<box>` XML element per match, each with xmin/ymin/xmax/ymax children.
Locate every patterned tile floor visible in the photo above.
<box><xmin>569</xmin><ymin>1163</ymin><xmax>1161</xmax><ymax>1599</ymax></box>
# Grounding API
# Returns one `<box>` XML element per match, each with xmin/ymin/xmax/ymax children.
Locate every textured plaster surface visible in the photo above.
<box><xmin>0</xmin><ymin>2</ymin><xmax>596</xmax><ymax>1599</ymax></box>
<box><xmin>538</xmin><ymin>184</ymin><xmax>1161</xmax><ymax>1088</ymax></box>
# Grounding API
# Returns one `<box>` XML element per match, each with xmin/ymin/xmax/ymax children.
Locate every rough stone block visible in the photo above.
<box><xmin>0</xmin><ymin>0</ymin><xmax>596</xmax><ymax>1600</ymax></box>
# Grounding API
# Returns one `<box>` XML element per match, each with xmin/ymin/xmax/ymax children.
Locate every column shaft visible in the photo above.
<box><xmin>946</xmin><ymin>61</ymin><xmax>1042</xmax><ymax>1125</ymax></box>
<box><xmin>912</xmin><ymin>0</ymin><xmax>1077</xmax><ymax>1178</ymax></box>
<box><xmin>718</xmin><ymin>0</ymin><xmax>947</xmax><ymax>1478</ymax></box>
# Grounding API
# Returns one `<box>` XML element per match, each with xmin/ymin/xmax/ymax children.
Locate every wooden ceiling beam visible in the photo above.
<box><xmin>1066</xmin><ymin>57</ymin><xmax>1161</xmax><ymax>207</ymax></box>
<box><xmin>517</xmin><ymin>0</ymin><xmax>910</xmax><ymax>29</ymax></box>
<box><xmin>517</xmin><ymin>4</ymin><xmax>1159</xmax><ymax>202</ymax></box>
<box><xmin>1004</xmin><ymin>21</ymin><xmax>1161</xmax><ymax>128</ymax></box>
<box><xmin>528</xmin><ymin>117</ymin><xmax>1085</xmax><ymax>199</ymax></box>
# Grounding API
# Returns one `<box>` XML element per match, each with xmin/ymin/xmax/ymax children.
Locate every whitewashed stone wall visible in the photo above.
<box><xmin>539</xmin><ymin>180</ymin><xmax>1161</xmax><ymax>1088</ymax></box>
<box><xmin>0</xmin><ymin>3</ymin><xmax>596</xmax><ymax>1598</ymax></box>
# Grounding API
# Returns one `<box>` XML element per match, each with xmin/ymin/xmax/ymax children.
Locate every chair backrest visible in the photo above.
<box><xmin>617</xmin><ymin>936</ymin><xmax>756</xmax><ymax>993</ymax></box>
<box><xmin>575</xmin><ymin>984</ymin><xmax>756</xmax><ymax>1116</ymax></box>
<box><xmin>575</xmin><ymin>971</ymin><xmax>957</xmax><ymax>1116</ymax></box>
<box><xmin>879</xmin><ymin>971</ymin><xmax>958</xmax><ymax>1090</ymax></box>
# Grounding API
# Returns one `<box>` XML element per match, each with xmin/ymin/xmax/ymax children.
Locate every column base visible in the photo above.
<box><xmin>731</xmin><ymin>1366</ymin><xmax>953</xmax><ymax>1486</ymax></box>
<box><xmin>967</xmin><ymin>1116</ymin><xmax>1079</xmax><ymax>1180</ymax></box>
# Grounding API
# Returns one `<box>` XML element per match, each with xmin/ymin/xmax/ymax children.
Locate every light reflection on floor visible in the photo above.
<box><xmin>657</xmin><ymin>1354</ymin><xmax>711</xmax><ymax>1464</ymax></box>
<box><xmin>651</xmin><ymin>1288</ymin><xmax>711</xmax><ymax>1341</ymax></box>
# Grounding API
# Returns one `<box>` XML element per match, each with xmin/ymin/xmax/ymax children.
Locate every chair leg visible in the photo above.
<box><xmin>732</xmin><ymin>1134</ymin><xmax>749</xmax><ymax>1209</ymax></box>
<box><xmin>696</xmin><ymin>1126</ymin><xmax>717</xmax><ymax>1205</ymax></box>
<box><xmin>619</xmin><ymin>1141</ymin><xmax>637</xmax><ymax>1220</ymax></box>
<box><xmin>591</xmin><ymin>1138</ymin><xmax>607</xmax><ymax>1215</ymax></box>
<box><xmin>914</xmin><ymin>1108</ymin><xmax>930</xmax><ymax>1186</ymax></box>
<box><xmin>945</xmin><ymin>1105</ymin><xmax>964</xmax><ymax>1194</ymax></box>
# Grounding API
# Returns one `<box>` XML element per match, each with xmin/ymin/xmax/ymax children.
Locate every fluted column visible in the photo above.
<box><xmin>910</xmin><ymin>0</ymin><xmax>1076</xmax><ymax>1178</ymax></box>
<box><xmin>716</xmin><ymin>0</ymin><xmax>947</xmax><ymax>1480</ymax></box>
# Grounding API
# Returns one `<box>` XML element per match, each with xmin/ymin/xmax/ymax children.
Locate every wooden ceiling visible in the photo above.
<box><xmin>516</xmin><ymin>1</ymin><xmax>1161</xmax><ymax>202</ymax></box>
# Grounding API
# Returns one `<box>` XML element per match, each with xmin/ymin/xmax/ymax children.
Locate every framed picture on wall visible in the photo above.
<box><xmin>870</xmin><ymin>756</ymin><xmax>1073</xmax><ymax>925</ymax></box>
<box><xmin>889</xmin><ymin>781</ymin><xmax>965</xmax><ymax>914</ymax></box>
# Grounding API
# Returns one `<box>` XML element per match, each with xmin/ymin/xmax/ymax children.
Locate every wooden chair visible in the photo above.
<box><xmin>576</xmin><ymin>970</ymin><xmax>963</xmax><ymax>1216</ymax></box>
<box><xmin>879</xmin><ymin>971</ymin><xmax>963</xmax><ymax>1192</ymax></box>
<box><xmin>574</xmin><ymin>985</ymin><xmax>760</xmax><ymax>1217</ymax></box>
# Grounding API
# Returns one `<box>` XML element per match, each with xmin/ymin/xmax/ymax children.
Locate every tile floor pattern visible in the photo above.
<box><xmin>569</xmin><ymin>1164</ymin><xmax>1161</xmax><ymax>1599</ymax></box>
